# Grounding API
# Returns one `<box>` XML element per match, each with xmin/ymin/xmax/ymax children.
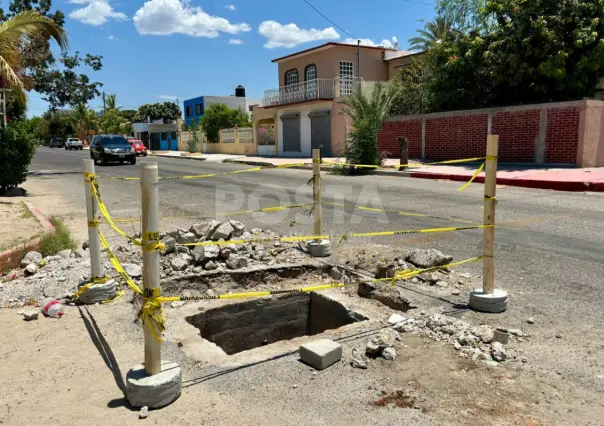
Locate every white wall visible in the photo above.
<box><xmin>277</xmin><ymin>102</ymin><xmax>332</xmax><ymax>157</ymax></box>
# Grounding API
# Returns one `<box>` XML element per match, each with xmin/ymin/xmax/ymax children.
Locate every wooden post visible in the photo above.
<box><xmin>234</xmin><ymin>126</ymin><xmax>239</xmax><ymax>144</ymax></box>
<box><xmin>141</xmin><ymin>161</ymin><xmax>161</xmax><ymax>375</ymax></box>
<box><xmin>482</xmin><ymin>135</ymin><xmax>498</xmax><ymax>294</ymax></box>
<box><xmin>83</xmin><ymin>159</ymin><xmax>102</xmax><ymax>279</ymax></box>
<box><xmin>312</xmin><ymin>148</ymin><xmax>322</xmax><ymax>238</ymax></box>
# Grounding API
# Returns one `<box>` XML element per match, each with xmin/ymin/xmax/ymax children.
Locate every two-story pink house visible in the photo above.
<box><xmin>253</xmin><ymin>42</ymin><xmax>420</xmax><ymax>157</ymax></box>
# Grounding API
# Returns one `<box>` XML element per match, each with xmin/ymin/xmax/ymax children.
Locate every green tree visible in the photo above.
<box><xmin>70</xmin><ymin>103</ymin><xmax>95</xmax><ymax>142</ymax></box>
<box><xmin>198</xmin><ymin>104</ymin><xmax>251</xmax><ymax>143</ymax></box>
<box><xmin>408</xmin><ymin>16</ymin><xmax>456</xmax><ymax>51</ymax></box>
<box><xmin>100</xmin><ymin>108</ymin><xmax>129</xmax><ymax>134</ymax></box>
<box><xmin>120</xmin><ymin>109</ymin><xmax>137</xmax><ymax>122</ymax></box>
<box><xmin>0</xmin><ymin>121</ymin><xmax>36</xmax><ymax>193</ymax></box>
<box><xmin>435</xmin><ymin>0</ymin><xmax>488</xmax><ymax>33</ymax></box>
<box><xmin>104</xmin><ymin>93</ymin><xmax>118</xmax><ymax>110</ymax></box>
<box><xmin>133</xmin><ymin>102</ymin><xmax>181</xmax><ymax>123</ymax></box>
<box><xmin>340</xmin><ymin>82</ymin><xmax>399</xmax><ymax>167</ymax></box>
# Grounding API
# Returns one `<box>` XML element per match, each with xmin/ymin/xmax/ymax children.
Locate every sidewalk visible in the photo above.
<box><xmin>147</xmin><ymin>150</ymin><xmax>604</xmax><ymax>192</ymax></box>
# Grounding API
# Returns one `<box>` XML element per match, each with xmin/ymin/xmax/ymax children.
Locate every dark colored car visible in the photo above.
<box><xmin>49</xmin><ymin>137</ymin><xmax>63</xmax><ymax>148</ymax></box>
<box><xmin>90</xmin><ymin>135</ymin><xmax>136</xmax><ymax>166</ymax></box>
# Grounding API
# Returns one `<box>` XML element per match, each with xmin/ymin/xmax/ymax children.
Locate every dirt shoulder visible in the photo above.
<box><xmin>0</xmin><ymin>201</ymin><xmax>44</xmax><ymax>251</ymax></box>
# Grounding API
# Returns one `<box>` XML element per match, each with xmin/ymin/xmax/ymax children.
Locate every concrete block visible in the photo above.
<box><xmin>469</xmin><ymin>289</ymin><xmax>508</xmax><ymax>313</ymax></box>
<box><xmin>306</xmin><ymin>240</ymin><xmax>332</xmax><ymax>257</ymax></box>
<box><xmin>299</xmin><ymin>339</ymin><xmax>342</xmax><ymax>370</ymax></box>
<box><xmin>126</xmin><ymin>360</ymin><xmax>182</xmax><ymax>408</ymax></box>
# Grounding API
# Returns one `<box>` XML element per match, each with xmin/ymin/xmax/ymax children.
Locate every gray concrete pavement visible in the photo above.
<box><xmin>28</xmin><ymin>147</ymin><xmax>604</xmax><ymax>395</ymax></box>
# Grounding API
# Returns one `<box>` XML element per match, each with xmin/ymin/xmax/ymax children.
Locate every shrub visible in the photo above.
<box><xmin>0</xmin><ymin>122</ymin><xmax>37</xmax><ymax>193</ymax></box>
<box><xmin>39</xmin><ymin>216</ymin><xmax>76</xmax><ymax>257</ymax></box>
<box><xmin>187</xmin><ymin>119</ymin><xmax>200</xmax><ymax>153</ymax></box>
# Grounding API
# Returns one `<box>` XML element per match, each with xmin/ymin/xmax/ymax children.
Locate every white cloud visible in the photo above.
<box><xmin>228</xmin><ymin>38</ymin><xmax>243</xmax><ymax>45</ymax></box>
<box><xmin>342</xmin><ymin>36</ymin><xmax>398</xmax><ymax>48</ymax></box>
<box><xmin>258</xmin><ymin>20</ymin><xmax>339</xmax><ymax>48</ymax></box>
<box><xmin>69</xmin><ymin>0</ymin><xmax>127</xmax><ymax>26</ymax></box>
<box><xmin>157</xmin><ymin>95</ymin><xmax>179</xmax><ymax>100</ymax></box>
<box><xmin>108</xmin><ymin>35</ymin><xmax>115</xmax><ymax>40</ymax></box>
<box><xmin>133</xmin><ymin>0</ymin><xmax>251</xmax><ymax>37</ymax></box>
<box><xmin>225</xmin><ymin>4</ymin><xmax>236</xmax><ymax>11</ymax></box>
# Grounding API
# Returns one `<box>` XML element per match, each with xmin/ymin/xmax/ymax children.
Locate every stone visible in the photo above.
<box><xmin>126</xmin><ymin>360</ymin><xmax>182</xmax><ymax>408</ymax></box>
<box><xmin>358</xmin><ymin>282</ymin><xmax>415</xmax><ymax>312</ymax></box>
<box><xmin>170</xmin><ymin>255</ymin><xmax>191</xmax><ymax>271</ymax></box>
<box><xmin>527</xmin><ymin>317</ymin><xmax>535</xmax><ymax>324</ymax></box>
<box><xmin>58</xmin><ymin>249</ymin><xmax>72</xmax><ymax>259</ymax></box>
<box><xmin>471</xmin><ymin>326</ymin><xmax>494</xmax><ymax>344</ymax></box>
<box><xmin>491</xmin><ymin>341</ymin><xmax>507</xmax><ymax>362</ymax></box>
<box><xmin>429</xmin><ymin>273</ymin><xmax>441</xmax><ymax>283</ymax></box>
<box><xmin>381</xmin><ymin>347</ymin><xmax>396</xmax><ymax>361</ymax></box>
<box><xmin>299</xmin><ymin>339</ymin><xmax>342</xmax><ymax>370</ymax></box>
<box><xmin>388</xmin><ymin>313</ymin><xmax>407</xmax><ymax>325</ymax></box>
<box><xmin>164</xmin><ymin>227</ymin><xmax>180</xmax><ymax>239</ymax></box>
<box><xmin>44</xmin><ymin>255</ymin><xmax>62</xmax><ymax>263</ymax></box>
<box><xmin>229</xmin><ymin>220</ymin><xmax>246</xmax><ymax>237</ymax></box>
<box><xmin>82</xmin><ymin>240</ymin><xmax>89</xmax><ymax>250</ymax></box>
<box><xmin>435</xmin><ymin>280</ymin><xmax>448</xmax><ymax>288</ymax></box>
<box><xmin>452</xmin><ymin>290</ymin><xmax>461</xmax><ymax>295</ymax></box>
<box><xmin>329</xmin><ymin>266</ymin><xmax>344</xmax><ymax>280</ymax></box>
<box><xmin>176</xmin><ymin>231</ymin><xmax>196</xmax><ymax>245</ymax></box>
<box><xmin>175</xmin><ymin>246</ymin><xmax>190</xmax><ymax>254</ymax></box>
<box><xmin>251</xmin><ymin>228</ymin><xmax>262</xmax><ymax>235</ymax></box>
<box><xmin>556</xmin><ymin>332</ymin><xmax>561</xmax><ymax>339</ymax></box>
<box><xmin>192</xmin><ymin>245</ymin><xmax>220</xmax><ymax>263</ymax></box>
<box><xmin>306</xmin><ymin>240</ymin><xmax>332</xmax><ymax>258</ymax></box>
<box><xmin>453</xmin><ymin>341</ymin><xmax>462</xmax><ymax>351</ymax></box>
<box><xmin>469</xmin><ymin>289</ymin><xmax>508</xmax><ymax>313</ymax></box>
<box><xmin>139</xmin><ymin>406</ymin><xmax>149</xmax><ymax>419</ymax></box>
<box><xmin>204</xmin><ymin>260</ymin><xmax>218</xmax><ymax>270</ymax></box>
<box><xmin>43</xmin><ymin>285</ymin><xmax>63</xmax><ymax>299</ymax></box>
<box><xmin>220</xmin><ymin>244</ymin><xmax>237</xmax><ymax>260</ymax></box>
<box><xmin>24</xmin><ymin>263</ymin><xmax>39</xmax><ymax>276</ymax></box>
<box><xmin>170</xmin><ymin>301</ymin><xmax>185</xmax><ymax>308</ymax></box>
<box><xmin>160</xmin><ymin>236</ymin><xmax>176</xmax><ymax>255</ymax></box>
<box><xmin>212</xmin><ymin>222</ymin><xmax>234</xmax><ymax>241</ymax></box>
<box><xmin>350</xmin><ymin>348</ymin><xmax>368</xmax><ymax>369</ymax></box>
<box><xmin>459</xmin><ymin>273</ymin><xmax>471</xmax><ymax>279</ymax></box>
<box><xmin>21</xmin><ymin>251</ymin><xmax>42</xmax><ymax>268</ymax></box>
<box><xmin>405</xmin><ymin>249</ymin><xmax>453</xmax><ymax>268</ymax></box>
<box><xmin>366</xmin><ymin>329</ymin><xmax>399</xmax><ymax>355</ymax></box>
<box><xmin>74</xmin><ymin>250</ymin><xmax>85</xmax><ymax>259</ymax></box>
<box><xmin>226</xmin><ymin>256</ymin><xmax>248</xmax><ymax>270</ymax></box>
<box><xmin>21</xmin><ymin>310</ymin><xmax>39</xmax><ymax>321</ymax></box>
<box><xmin>123</xmin><ymin>263</ymin><xmax>142</xmax><ymax>278</ymax></box>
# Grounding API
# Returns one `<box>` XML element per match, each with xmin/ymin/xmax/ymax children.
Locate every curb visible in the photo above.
<box><xmin>148</xmin><ymin>152</ymin><xmax>206</xmax><ymax>162</ymax></box>
<box><xmin>0</xmin><ymin>202</ymin><xmax>55</xmax><ymax>268</ymax></box>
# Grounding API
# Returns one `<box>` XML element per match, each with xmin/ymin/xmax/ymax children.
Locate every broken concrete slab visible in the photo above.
<box><xmin>299</xmin><ymin>339</ymin><xmax>342</xmax><ymax>370</ymax></box>
<box><xmin>358</xmin><ymin>281</ymin><xmax>415</xmax><ymax>312</ymax></box>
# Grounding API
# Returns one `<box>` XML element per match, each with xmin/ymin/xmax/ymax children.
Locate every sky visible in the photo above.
<box><xmin>27</xmin><ymin>0</ymin><xmax>436</xmax><ymax>117</ymax></box>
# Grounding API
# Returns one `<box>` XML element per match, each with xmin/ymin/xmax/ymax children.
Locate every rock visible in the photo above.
<box><xmin>358</xmin><ymin>281</ymin><xmax>415</xmax><ymax>312</ymax></box>
<box><xmin>44</xmin><ymin>255</ymin><xmax>62</xmax><ymax>263</ymax></box>
<box><xmin>21</xmin><ymin>251</ymin><xmax>42</xmax><ymax>268</ymax></box>
<box><xmin>429</xmin><ymin>273</ymin><xmax>440</xmax><ymax>283</ymax></box>
<box><xmin>527</xmin><ymin>317</ymin><xmax>535</xmax><ymax>324</ymax></box>
<box><xmin>43</xmin><ymin>285</ymin><xmax>63</xmax><ymax>299</ymax></box>
<box><xmin>388</xmin><ymin>313</ymin><xmax>407</xmax><ymax>325</ymax></box>
<box><xmin>229</xmin><ymin>220</ymin><xmax>246</xmax><ymax>238</ymax></box>
<box><xmin>170</xmin><ymin>301</ymin><xmax>185</xmax><ymax>308</ymax></box>
<box><xmin>405</xmin><ymin>249</ymin><xmax>453</xmax><ymax>268</ymax></box>
<box><xmin>226</xmin><ymin>256</ymin><xmax>248</xmax><ymax>270</ymax></box>
<box><xmin>193</xmin><ymin>266</ymin><xmax>202</xmax><ymax>273</ymax></box>
<box><xmin>82</xmin><ymin>240</ymin><xmax>89</xmax><ymax>250</ymax></box>
<box><xmin>123</xmin><ymin>263</ymin><xmax>142</xmax><ymax>278</ymax></box>
<box><xmin>491</xmin><ymin>341</ymin><xmax>507</xmax><ymax>362</ymax></box>
<box><xmin>204</xmin><ymin>260</ymin><xmax>218</xmax><ymax>270</ymax></box>
<box><xmin>192</xmin><ymin>245</ymin><xmax>220</xmax><ymax>263</ymax></box>
<box><xmin>556</xmin><ymin>333</ymin><xmax>562</xmax><ymax>339</ymax></box>
<box><xmin>58</xmin><ymin>249</ymin><xmax>72</xmax><ymax>259</ymax></box>
<box><xmin>451</xmin><ymin>290</ymin><xmax>460</xmax><ymax>295</ymax></box>
<box><xmin>176</xmin><ymin>231</ymin><xmax>196</xmax><ymax>244</ymax></box>
<box><xmin>507</xmin><ymin>329</ymin><xmax>524</xmax><ymax>337</ymax></box>
<box><xmin>24</xmin><ymin>263</ymin><xmax>38</xmax><ymax>276</ymax></box>
<box><xmin>381</xmin><ymin>347</ymin><xmax>396</xmax><ymax>361</ymax></box>
<box><xmin>435</xmin><ymin>280</ymin><xmax>448</xmax><ymax>288</ymax></box>
<box><xmin>192</xmin><ymin>220</ymin><xmax>221</xmax><ymax>240</ymax></box>
<box><xmin>160</xmin><ymin>236</ymin><xmax>176</xmax><ymax>255</ymax></box>
<box><xmin>171</xmin><ymin>255</ymin><xmax>191</xmax><ymax>271</ymax></box>
<box><xmin>212</xmin><ymin>222</ymin><xmax>234</xmax><ymax>241</ymax></box>
<box><xmin>164</xmin><ymin>227</ymin><xmax>180</xmax><ymax>239</ymax></box>
<box><xmin>220</xmin><ymin>244</ymin><xmax>237</xmax><ymax>260</ymax></box>
<box><xmin>74</xmin><ymin>250</ymin><xmax>85</xmax><ymax>259</ymax></box>
<box><xmin>453</xmin><ymin>341</ymin><xmax>462</xmax><ymax>351</ymax></box>
<box><xmin>375</xmin><ymin>261</ymin><xmax>388</xmax><ymax>279</ymax></box>
<box><xmin>21</xmin><ymin>310</ymin><xmax>39</xmax><ymax>321</ymax></box>
<box><xmin>459</xmin><ymin>273</ymin><xmax>471</xmax><ymax>279</ymax></box>
<box><xmin>175</xmin><ymin>246</ymin><xmax>190</xmax><ymax>254</ymax></box>
<box><xmin>251</xmin><ymin>228</ymin><xmax>262</xmax><ymax>235</ymax></box>
<box><xmin>329</xmin><ymin>266</ymin><xmax>344</xmax><ymax>280</ymax></box>
<box><xmin>139</xmin><ymin>406</ymin><xmax>149</xmax><ymax>419</ymax></box>
<box><xmin>366</xmin><ymin>329</ymin><xmax>399</xmax><ymax>355</ymax></box>
<box><xmin>350</xmin><ymin>348</ymin><xmax>368</xmax><ymax>369</ymax></box>
<box><xmin>189</xmin><ymin>223</ymin><xmax>207</xmax><ymax>239</ymax></box>
<box><xmin>471</xmin><ymin>326</ymin><xmax>494</xmax><ymax>344</ymax></box>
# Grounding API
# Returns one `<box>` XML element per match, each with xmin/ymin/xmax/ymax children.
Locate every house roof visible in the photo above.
<box><xmin>271</xmin><ymin>42</ymin><xmax>397</xmax><ymax>63</ymax></box>
<box><xmin>383</xmin><ymin>50</ymin><xmax>424</xmax><ymax>61</ymax></box>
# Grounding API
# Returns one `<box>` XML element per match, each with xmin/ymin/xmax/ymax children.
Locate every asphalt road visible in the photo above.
<box><xmin>28</xmin><ymin>146</ymin><xmax>604</xmax><ymax>394</ymax></box>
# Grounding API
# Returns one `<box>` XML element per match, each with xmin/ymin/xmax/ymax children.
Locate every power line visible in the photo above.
<box><xmin>302</xmin><ymin>0</ymin><xmax>356</xmax><ymax>39</ymax></box>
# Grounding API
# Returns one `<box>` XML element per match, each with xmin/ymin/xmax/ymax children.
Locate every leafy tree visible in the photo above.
<box><xmin>187</xmin><ymin>118</ymin><xmax>200</xmax><ymax>153</ymax></box>
<box><xmin>44</xmin><ymin>110</ymin><xmax>73</xmax><ymax>138</ymax></box>
<box><xmin>133</xmin><ymin>102</ymin><xmax>181</xmax><ymax>123</ymax></box>
<box><xmin>70</xmin><ymin>103</ymin><xmax>96</xmax><ymax>142</ymax></box>
<box><xmin>435</xmin><ymin>0</ymin><xmax>488</xmax><ymax>33</ymax></box>
<box><xmin>340</xmin><ymin>82</ymin><xmax>398</xmax><ymax>167</ymax></box>
<box><xmin>408</xmin><ymin>16</ymin><xmax>456</xmax><ymax>51</ymax></box>
<box><xmin>100</xmin><ymin>108</ymin><xmax>129</xmax><ymax>135</ymax></box>
<box><xmin>0</xmin><ymin>121</ymin><xmax>36</xmax><ymax>193</ymax></box>
<box><xmin>104</xmin><ymin>93</ymin><xmax>118</xmax><ymax>110</ymax></box>
<box><xmin>198</xmin><ymin>104</ymin><xmax>251</xmax><ymax>143</ymax></box>
<box><xmin>390</xmin><ymin>60</ymin><xmax>434</xmax><ymax>116</ymax></box>
<box><xmin>120</xmin><ymin>109</ymin><xmax>137</xmax><ymax>122</ymax></box>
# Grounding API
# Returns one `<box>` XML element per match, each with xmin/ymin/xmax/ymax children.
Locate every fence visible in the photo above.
<box><xmin>79</xmin><ymin>135</ymin><xmax>506</xmax><ymax>407</ymax></box>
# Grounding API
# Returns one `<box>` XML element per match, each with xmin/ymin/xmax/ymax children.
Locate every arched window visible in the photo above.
<box><xmin>305</xmin><ymin>64</ymin><xmax>317</xmax><ymax>82</ymax></box>
<box><xmin>285</xmin><ymin>69</ymin><xmax>299</xmax><ymax>86</ymax></box>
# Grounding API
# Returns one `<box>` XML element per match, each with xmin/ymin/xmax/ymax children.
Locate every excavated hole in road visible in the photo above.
<box><xmin>185</xmin><ymin>292</ymin><xmax>368</xmax><ymax>355</ymax></box>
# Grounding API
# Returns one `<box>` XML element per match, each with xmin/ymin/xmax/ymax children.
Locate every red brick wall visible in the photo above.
<box><xmin>379</xmin><ymin>104</ymin><xmax>582</xmax><ymax>164</ymax></box>
<box><xmin>546</xmin><ymin>108</ymin><xmax>580</xmax><ymax>163</ymax></box>
<box><xmin>491</xmin><ymin>110</ymin><xmax>540</xmax><ymax>162</ymax></box>
<box><xmin>377</xmin><ymin>119</ymin><xmax>422</xmax><ymax>158</ymax></box>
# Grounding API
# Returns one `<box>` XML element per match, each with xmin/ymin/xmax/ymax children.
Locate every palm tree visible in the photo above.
<box><xmin>408</xmin><ymin>16</ymin><xmax>455</xmax><ymax>51</ymax></box>
<box><xmin>71</xmin><ymin>103</ymin><xmax>95</xmax><ymax>143</ymax></box>
<box><xmin>105</xmin><ymin>94</ymin><xmax>120</xmax><ymax>111</ymax></box>
<box><xmin>0</xmin><ymin>11</ymin><xmax>67</xmax><ymax>101</ymax></box>
<box><xmin>340</xmin><ymin>82</ymin><xmax>399</xmax><ymax>167</ymax></box>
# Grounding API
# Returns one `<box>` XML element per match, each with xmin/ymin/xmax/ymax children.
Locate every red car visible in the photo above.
<box><xmin>128</xmin><ymin>139</ymin><xmax>147</xmax><ymax>156</ymax></box>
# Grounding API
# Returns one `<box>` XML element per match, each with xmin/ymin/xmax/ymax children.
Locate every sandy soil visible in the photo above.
<box><xmin>0</xmin><ymin>201</ymin><xmax>44</xmax><ymax>251</ymax></box>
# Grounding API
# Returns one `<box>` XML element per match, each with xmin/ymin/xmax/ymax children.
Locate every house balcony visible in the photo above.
<box><xmin>263</xmin><ymin>77</ymin><xmax>363</xmax><ymax>107</ymax></box>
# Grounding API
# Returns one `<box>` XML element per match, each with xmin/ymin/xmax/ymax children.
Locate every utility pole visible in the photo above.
<box><xmin>102</xmin><ymin>92</ymin><xmax>106</xmax><ymax>116</ymax></box>
<box><xmin>357</xmin><ymin>40</ymin><xmax>361</xmax><ymax>82</ymax></box>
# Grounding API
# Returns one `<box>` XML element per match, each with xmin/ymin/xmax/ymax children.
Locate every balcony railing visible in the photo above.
<box><xmin>263</xmin><ymin>77</ymin><xmax>362</xmax><ymax>107</ymax></box>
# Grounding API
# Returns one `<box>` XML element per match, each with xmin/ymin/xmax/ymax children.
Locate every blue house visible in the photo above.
<box><xmin>183</xmin><ymin>86</ymin><xmax>262</xmax><ymax>126</ymax></box>
<box><xmin>183</xmin><ymin>96</ymin><xmax>204</xmax><ymax>126</ymax></box>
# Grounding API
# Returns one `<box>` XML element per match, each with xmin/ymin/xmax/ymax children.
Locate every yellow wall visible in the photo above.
<box><xmin>204</xmin><ymin>142</ymin><xmax>256</xmax><ymax>155</ymax></box>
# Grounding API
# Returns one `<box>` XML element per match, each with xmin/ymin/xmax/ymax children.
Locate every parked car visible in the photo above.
<box><xmin>49</xmin><ymin>137</ymin><xmax>63</xmax><ymax>148</ymax></box>
<box><xmin>90</xmin><ymin>135</ymin><xmax>136</xmax><ymax>166</ymax></box>
<box><xmin>65</xmin><ymin>137</ymin><xmax>83</xmax><ymax>150</ymax></box>
<box><xmin>128</xmin><ymin>139</ymin><xmax>147</xmax><ymax>156</ymax></box>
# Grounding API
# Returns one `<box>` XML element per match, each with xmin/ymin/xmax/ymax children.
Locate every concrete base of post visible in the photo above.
<box><xmin>126</xmin><ymin>360</ymin><xmax>182</xmax><ymax>408</ymax></box>
<box><xmin>468</xmin><ymin>289</ymin><xmax>508</xmax><ymax>313</ymax></box>
<box><xmin>307</xmin><ymin>240</ymin><xmax>332</xmax><ymax>257</ymax></box>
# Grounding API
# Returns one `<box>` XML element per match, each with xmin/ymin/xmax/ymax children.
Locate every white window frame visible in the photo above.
<box><xmin>339</xmin><ymin>61</ymin><xmax>354</xmax><ymax>96</ymax></box>
<box><xmin>285</xmin><ymin>69</ymin><xmax>299</xmax><ymax>87</ymax></box>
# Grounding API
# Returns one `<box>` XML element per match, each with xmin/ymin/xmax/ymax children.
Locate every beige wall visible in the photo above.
<box><xmin>277</xmin><ymin>45</ymin><xmax>389</xmax><ymax>87</ymax></box>
<box><xmin>578</xmin><ymin>100</ymin><xmax>604</xmax><ymax>167</ymax></box>
<box><xmin>387</xmin><ymin>55</ymin><xmax>418</xmax><ymax>79</ymax></box>
<box><xmin>331</xmin><ymin>99</ymin><xmax>350</xmax><ymax>157</ymax></box>
<box><xmin>204</xmin><ymin>142</ymin><xmax>256</xmax><ymax>155</ymax></box>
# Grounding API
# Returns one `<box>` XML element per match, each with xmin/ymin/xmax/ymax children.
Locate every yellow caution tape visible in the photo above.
<box><xmin>321</xmin><ymin>157</ymin><xmax>486</xmax><ymax>170</ymax></box>
<box><xmin>97</xmin><ymin>230</ymin><xmax>143</xmax><ymax>295</ymax></box>
<box><xmin>458</xmin><ymin>162</ymin><xmax>486</xmax><ymax>192</ymax></box>
<box><xmin>224</xmin><ymin>203</ymin><xmax>314</xmax><ymax>216</ymax></box>
<box><xmin>87</xmin><ymin>220</ymin><xmax>99</xmax><ymax>228</ymax></box>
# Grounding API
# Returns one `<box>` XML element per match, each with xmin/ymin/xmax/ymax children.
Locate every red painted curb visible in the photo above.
<box><xmin>409</xmin><ymin>172</ymin><xmax>604</xmax><ymax>192</ymax></box>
